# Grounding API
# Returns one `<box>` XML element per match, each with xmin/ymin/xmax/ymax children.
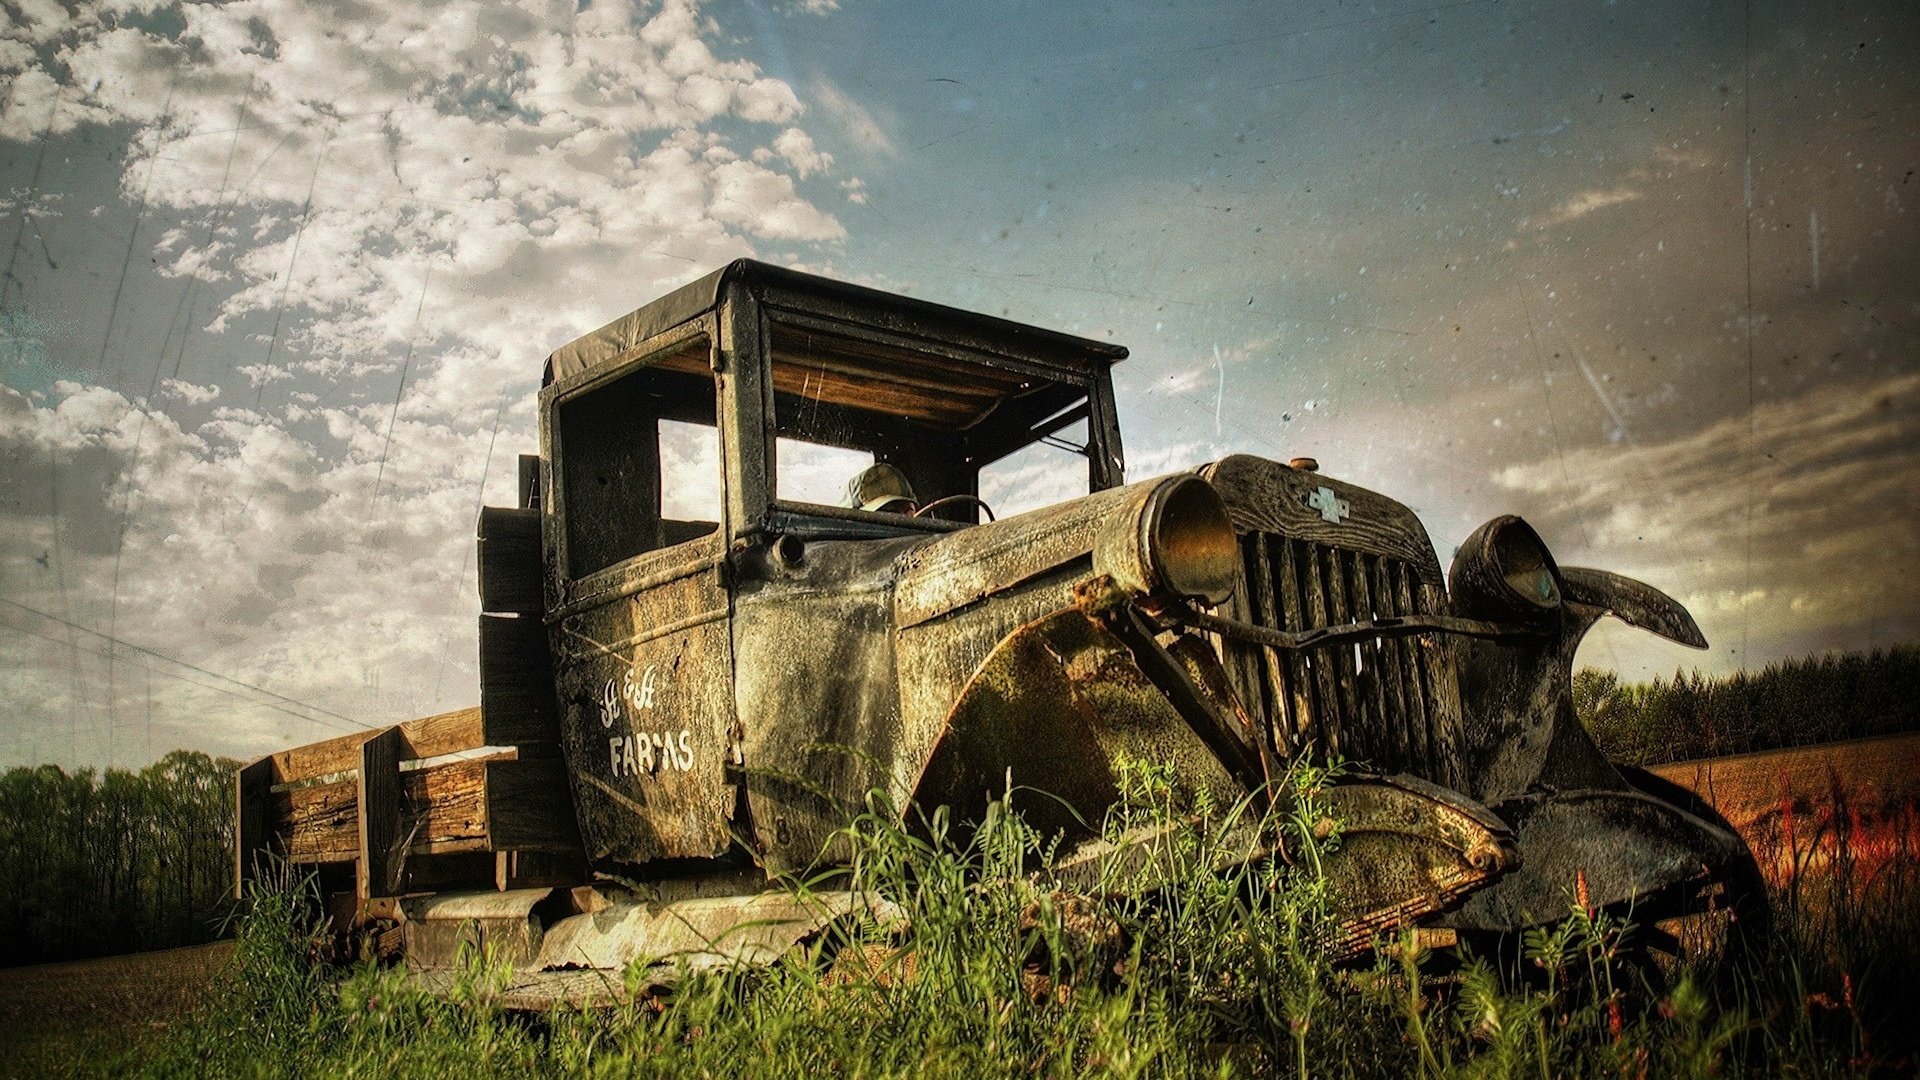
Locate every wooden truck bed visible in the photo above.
<box><xmin>234</xmin><ymin>705</ymin><xmax>584</xmax><ymax>907</ymax></box>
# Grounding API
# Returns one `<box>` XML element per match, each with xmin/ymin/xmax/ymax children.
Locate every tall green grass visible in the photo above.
<box><xmin>118</xmin><ymin>760</ymin><xmax>1914</xmax><ymax>1078</ymax></box>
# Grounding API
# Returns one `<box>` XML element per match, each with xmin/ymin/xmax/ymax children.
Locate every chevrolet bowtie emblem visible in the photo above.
<box><xmin>1306</xmin><ymin>486</ymin><xmax>1350</xmax><ymax>523</ymax></box>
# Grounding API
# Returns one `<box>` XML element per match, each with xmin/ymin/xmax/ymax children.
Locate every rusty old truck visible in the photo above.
<box><xmin>235</xmin><ymin>259</ymin><xmax>1756</xmax><ymax>1004</ymax></box>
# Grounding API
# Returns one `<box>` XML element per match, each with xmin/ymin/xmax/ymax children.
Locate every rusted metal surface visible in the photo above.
<box><xmin>1436</xmin><ymin>788</ymin><xmax>1743</xmax><ymax>931</ymax></box>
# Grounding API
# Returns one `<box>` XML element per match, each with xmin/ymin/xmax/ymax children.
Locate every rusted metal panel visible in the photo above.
<box><xmin>1436</xmin><ymin>788</ymin><xmax>1742</xmax><ymax>931</ymax></box>
<box><xmin>911</xmin><ymin>607</ymin><xmax>1243</xmax><ymax>842</ymax></box>
<box><xmin>545</xmin><ymin>260</ymin><xmax>1125</xmax><ymax>389</ymax></box>
<box><xmin>732</xmin><ymin>534</ymin><xmax>921</xmax><ymax>874</ymax></box>
<box><xmin>1201</xmin><ymin>455</ymin><xmax>1445</xmax><ymax>587</ymax></box>
<box><xmin>550</xmin><ymin>531</ymin><xmax>738</xmax><ymax>866</ymax></box>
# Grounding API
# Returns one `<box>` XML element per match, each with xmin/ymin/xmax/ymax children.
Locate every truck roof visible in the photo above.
<box><xmin>544</xmin><ymin>259</ymin><xmax>1129</xmax><ymax>387</ymax></box>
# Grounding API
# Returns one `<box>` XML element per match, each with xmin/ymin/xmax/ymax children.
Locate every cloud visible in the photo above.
<box><xmin>1493</xmin><ymin>371</ymin><xmax>1920</xmax><ymax>664</ymax></box>
<box><xmin>0</xmin><ymin>0</ymin><xmax>861</xmax><ymax>765</ymax></box>
<box><xmin>810</xmin><ymin>78</ymin><xmax>897</xmax><ymax>157</ymax></box>
<box><xmin>160</xmin><ymin>379</ymin><xmax>220</xmax><ymax>404</ymax></box>
<box><xmin>4</xmin><ymin>0</ymin><xmax>846</xmax><ymax>406</ymax></box>
<box><xmin>1524</xmin><ymin>185</ymin><xmax>1643</xmax><ymax>232</ymax></box>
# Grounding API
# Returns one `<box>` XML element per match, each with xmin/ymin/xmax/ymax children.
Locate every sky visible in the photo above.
<box><xmin>0</xmin><ymin>0</ymin><xmax>1914</xmax><ymax>770</ymax></box>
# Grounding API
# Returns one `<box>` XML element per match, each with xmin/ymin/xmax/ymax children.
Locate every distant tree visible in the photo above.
<box><xmin>1577</xmin><ymin>645</ymin><xmax>1920</xmax><ymax>766</ymax></box>
<box><xmin>0</xmin><ymin>751</ymin><xmax>237</xmax><ymax>967</ymax></box>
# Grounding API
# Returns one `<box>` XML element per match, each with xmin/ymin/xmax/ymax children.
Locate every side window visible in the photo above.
<box><xmin>777</xmin><ymin>437</ymin><xmax>874</xmax><ymax>507</ymax></box>
<box><xmin>660</xmin><ymin>420</ymin><xmax>722</xmax><ymax>536</ymax></box>
<box><xmin>978</xmin><ymin>415</ymin><xmax>1092</xmax><ymax>519</ymax></box>
<box><xmin>556</xmin><ymin>336</ymin><xmax>717</xmax><ymax>577</ymax></box>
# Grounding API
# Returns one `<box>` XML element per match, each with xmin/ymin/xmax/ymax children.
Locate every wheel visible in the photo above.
<box><xmin>1613</xmin><ymin>764</ymin><xmax>1772</xmax><ymax>976</ymax></box>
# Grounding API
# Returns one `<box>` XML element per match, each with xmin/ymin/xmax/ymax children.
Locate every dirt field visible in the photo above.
<box><xmin>1650</xmin><ymin>732</ymin><xmax>1920</xmax><ymax>883</ymax></box>
<box><xmin>0</xmin><ymin>940</ymin><xmax>232</xmax><ymax>1074</ymax></box>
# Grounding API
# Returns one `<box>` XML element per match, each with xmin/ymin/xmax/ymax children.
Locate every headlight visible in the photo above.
<box><xmin>1449</xmin><ymin>515</ymin><xmax>1562</xmax><ymax>620</ymax></box>
<box><xmin>1095</xmin><ymin>475</ymin><xmax>1240</xmax><ymax>605</ymax></box>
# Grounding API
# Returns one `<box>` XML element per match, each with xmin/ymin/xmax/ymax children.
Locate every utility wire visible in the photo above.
<box><xmin>0</xmin><ymin>597</ymin><xmax>375</xmax><ymax>734</ymax></box>
<box><xmin>0</xmin><ymin>616</ymin><xmax>368</xmax><ymax>746</ymax></box>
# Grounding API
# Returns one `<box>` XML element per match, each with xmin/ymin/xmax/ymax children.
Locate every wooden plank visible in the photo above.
<box><xmin>718</xmin><ymin>284</ymin><xmax>769</xmax><ymax>541</ymax></box>
<box><xmin>357</xmin><ymin>728</ymin><xmax>403</xmax><ymax>901</ymax></box>
<box><xmin>405</xmin><ymin>707</ymin><xmax>488</xmax><ymax>760</ymax></box>
<box><xmin>1382</xmin><ymin>557</ymin><xmax>1428</xmax><ymax>760</ymax></box>
<box><xmin>1416</xmin><ymin>581</ymin><xmax>1467</xmax><ymax>789</ymax></box>
<box><xmin>479</xmin><ymin>614</ymin><xmax>559</xmax><ymax>745</ymax></box>
<box><xmin>234</xmin><ymin>756</ymin><xmax>275</xmax><ymax>899</ymax></box>
<box><xmin>485</xmin><ymin>758</ymin><xmax>582</xmax><ymax>851</ymax></box>
<box><xmin>1349</xmin><ymin>552</ymin><xmax>1396</xmax><ymax>771</ymax></box>
<box><xmin>1297</xmin><ymin>539</ymin><xmax>1343</xmax><ymax>759</ymax></box>
<box><xmin>1089</xmin><ymin>366</ymin><xmax>1126</xmax><ymax>490</ymax></box>
<box><xmin>1321</xmin><ymin>546</ymin><xmax>1364</xmax><ymax>764</ymax></box>
<box><xmin>277</xmin><ymin>757</ymin><xmax>580</xmax><ymax>867</ymax></box>
<box><xmin>1245</xmin><ymin>534</ymin><xmax>1293</xmax><ymax>755</ymax></box>
<box><xmin>277</xmin><ymin>779</ymin><xmax>360</xmax><ymax>862</ymax></box>
<box><xmin>1273</xmin><ymin>536</ymin><xmax>1317</xmax><ymax>756</ymax></box>
<box><xmin>268</xmin><ymin>708</ymin><xmax>490</xmax><ymax>785</ymax></box>
<box><xmin>478</xmin><ymin>506</ymin><xmax>544</xmax><ymax>614</ymax></box>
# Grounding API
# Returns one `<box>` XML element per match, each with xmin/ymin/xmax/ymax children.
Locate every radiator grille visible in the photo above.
<box><xmin>1226</xmin><ymin>533</ymin><xmax>1463</xmax><ymax>786</ymax></box>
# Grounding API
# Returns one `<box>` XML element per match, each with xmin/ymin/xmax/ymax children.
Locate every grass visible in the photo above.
<box><xmin>57</xmin><ymin>760</ymin><xmax>1920</xmax><ymax>1078</ymax></box>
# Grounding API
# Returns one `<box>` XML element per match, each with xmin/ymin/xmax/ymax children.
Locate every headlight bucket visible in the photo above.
<box><xmin>1449</xmin><ymin>515</ymin><xmax>1562</xmax><ymax>621</ymax></box>
<box><xmin>1095</xmin><ymin>475</ymin><xmax>1240</xmax><ymax>606</ymax></box>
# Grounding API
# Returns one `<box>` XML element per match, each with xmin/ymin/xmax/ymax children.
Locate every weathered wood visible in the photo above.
<box><xmin>479</xmin><ymin>614</ymin><xmax>558</xmax><ymax>744</ymax></box>
<box><xmin>478</xmin><ymin>507</ymin><xmax>544</xmax><ymax>614</ymax></box>
<box><xmin>278</xmin><ymin>756</ymin><xmax>579</xmax><ymax>868</ymax></box>
<box><xmin>484</xmin><ymin>759</ymin><xmax>582</xmax><ymax>851</ymax></box>
<box><xmin>717</xmin><ymin>282</ymin><xmax>768</xmax><ymax>541</ymax></box>
<box><xmin>1273</xmin><ymin>536</ymin><xmax>1316</xmax><ymax>755</ymax></box>
<box><xmin>1297</xmin><ymin>539</ymin><xmax>1343</xmax><ymax>758</ymax></box>
<box><xmin>1089</xmin><ymin>366</ymin><xmax>1126</xmax><ymax>490</ymax></box>
<box><xmin>1321</xmin><ymin>547</ymin><xmax>1363</xmax><ymax>762</ymax></box>
<box><xmin>406</xmin><ymin>707</ymin><xmax>489</xmax><ymax>761</ymax></box>
<box><xmin>1349</xmin><ymin>553</ymin><xmax>1396</xmax><ymax>770</ymax></box>
<box><xmin>268</xmin><ymin>707</ymin><xmax>490</xmax><ymax>786</ymax></box>
<box><xmin>234</xmin><ymin>756</ymin><xmax>276</xmax><ymax>897</ymax></box>
<box><xmin>1370</xmin><ymin>556</ymin><xmax>1416</xmax><ymax>769</ymax></box>
<box><xmin>357</xmin><ymin>728</ymin><xmax>403</xmax><ymax>901</ymax></box>
<box><xmin>1417</xmin><ymin>581</ymin><xmax>1467</xmax><ymax>789</ymax></box>
<box><xmin>1202</xmin><ymin>455</ymin><xmax>1445</xmax><ymax>586</ymax></box>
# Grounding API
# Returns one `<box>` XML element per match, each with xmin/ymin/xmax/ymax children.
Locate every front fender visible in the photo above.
<box><xmin>1454</xmin><ymin>566</ymin><xmax>1705</xmax><ymax>807</ymax></box>
<box><xmin>1560</xmin><ymin>566</ymin><xmax>1708</xmax><ymax>649</ymax></box>
<box><xmin>908</xmin><ymin>606</ymin><xmax>1246</xmax><ymax>840</ymax></box>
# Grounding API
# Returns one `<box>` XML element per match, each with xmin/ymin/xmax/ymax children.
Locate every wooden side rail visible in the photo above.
<box><xmin>234</xmin><ymin>705</ymin><xmax>581</xmax><ymax>902</ymax></box>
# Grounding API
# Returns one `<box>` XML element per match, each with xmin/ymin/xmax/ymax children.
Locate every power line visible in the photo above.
<box><xmin>0</xmin><ymin>597</ymin><xmax>375</xmax><ymax>734</ymax></box>
<box><xmin>0</xmin><ymin>615</ymin><xmax>366</xmax><ymax>747</ymax></box>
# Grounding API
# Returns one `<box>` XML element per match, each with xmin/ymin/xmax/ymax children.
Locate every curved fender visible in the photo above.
<box><xmin>1436</xmin><ymin>787</ymin><xmax>1744</xmax><ymax>932</ymax></box>
<box><xmin>1560</xmin><ymin>567</ymin><xmax>1708</xmax><ymax>649</ymax></box>
<box><xmin>908</xmin><ymin>607</ymin><xmax>1244</xmax><ymax>841</ymax></box>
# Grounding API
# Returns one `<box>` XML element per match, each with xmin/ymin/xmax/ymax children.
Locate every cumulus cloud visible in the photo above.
<box><xmin>0</xmin><ymin>0</ymin><xmax>858</xmax><ymax>765</ymax></box>
<box><xmin>2</xmin><ymin>0</ymin><xmax>846</xmax><ymax>399</ymax></box>
<box><xmin>159</xmin><ymin>379</ymin><xmax>219</xmax><ymax>404</ymax></box>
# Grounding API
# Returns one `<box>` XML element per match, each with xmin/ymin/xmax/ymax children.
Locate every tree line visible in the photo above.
<box><xmin>1576</xmin><ymin>644</ymin><xmax>1920</xmax><ymax>767</ymax></box>
<box><xmin>0</xmin><ymin>750</ymin><xmax>236</xmax><ymax>967</ymax></box>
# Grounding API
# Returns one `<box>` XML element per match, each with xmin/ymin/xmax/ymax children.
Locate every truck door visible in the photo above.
<box><xmin>542</xmin><ymin>324</ymin><xmax>740</xmax><ymax>866</ymax></box>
